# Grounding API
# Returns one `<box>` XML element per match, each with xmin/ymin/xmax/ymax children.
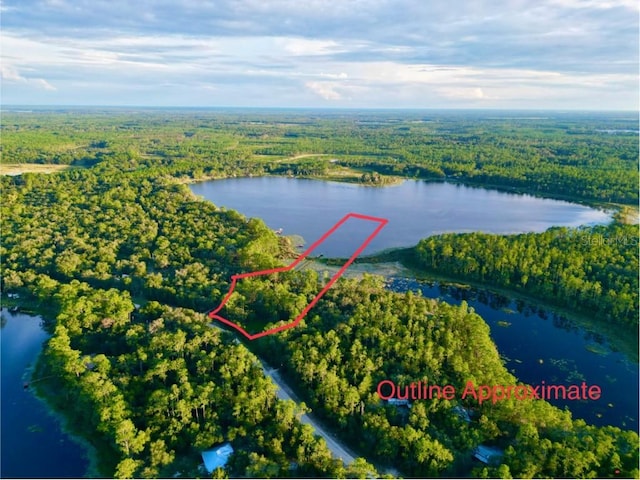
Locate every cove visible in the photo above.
<box><xmin>1</xmin><ymin>308</ymin><xmax>89</xmax><ymax>478</ymax></box>
<box><xmin>386</xmin><ymin>279</ymin><xmax>638</xmax><ymax>431</ymax></box>
<box><xmin>190</xmin><ymin>177</ymin><xmax>611</xmax><ymax>257</ymax></box>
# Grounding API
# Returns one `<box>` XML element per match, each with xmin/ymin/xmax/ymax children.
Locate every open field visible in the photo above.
<box><xmin>0</xmin><ymin>164</ymin><xmax>79</xmax><ymax>175</ymax></box>
<box><xmin>618</xmin><ymin>206</ymin><xmax>640</xmax><ymax>224</ymax></box>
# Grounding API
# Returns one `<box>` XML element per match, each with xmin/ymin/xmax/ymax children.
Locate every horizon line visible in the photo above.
<box><xmin>1</xmin><ymin>104</ymin><xmax>638</xmax><ymax>114</ymax></box>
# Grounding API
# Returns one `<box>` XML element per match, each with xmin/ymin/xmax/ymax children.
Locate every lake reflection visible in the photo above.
<box><xmin>190</xmin><ymin>178</ymin><xmax>611</xmax><ymax>257</ymax></box>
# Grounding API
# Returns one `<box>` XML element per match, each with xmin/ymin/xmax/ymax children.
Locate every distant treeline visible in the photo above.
<box><xmin>2</xmin><ymin>110</ymin><xmax>637</xmax><ymax>203</ymax></box>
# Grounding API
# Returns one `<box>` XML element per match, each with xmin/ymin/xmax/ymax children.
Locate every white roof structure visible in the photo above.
<box><xmin>201</xmin><ymin>443</ymin><xmax>234</xmax><ymax>473</ymax></box>
<box><xmin>473</xmin><ymin>445</ymin><xmax>504</xmax><ymax>465</ymax></box>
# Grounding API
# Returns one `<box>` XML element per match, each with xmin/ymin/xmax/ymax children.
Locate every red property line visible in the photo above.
<box><xmin>208</xmin><ymin>213</ymin><xmax>388</xmax><ymax>340</ymax></box>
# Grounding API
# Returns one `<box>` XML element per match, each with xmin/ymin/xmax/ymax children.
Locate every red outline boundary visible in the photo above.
<box><xmin>208</xmin><ymin>213</ymin><xmax>388</xmax><ymax>340</ymax></box>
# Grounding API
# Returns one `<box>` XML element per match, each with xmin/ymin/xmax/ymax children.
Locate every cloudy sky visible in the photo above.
<box><xmin>1</xmin><ymin>0</ymin><xmax>638</xmax><ymax>109</ymax></box>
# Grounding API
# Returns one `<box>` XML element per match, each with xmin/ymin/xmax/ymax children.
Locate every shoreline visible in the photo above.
<box><xmin>1</xmin><ymin>305</ymin><xmax>102</xmax><ymax>479</ymax></box>
<box><xmin>32</xmin><ymin>388</ymin><xmax>102</xmax><ymax>478</ymax></box>
<box><xmin>31</xmin><ymin>346</ymin><xmax>103</xmax><ymax>478</ymax></box>
<box><xmin>312</xmin><ymin>254</ymin><xmax>638</xmax><ymax>364</ymax></box>
<box><xmin>181</xmin><ymin>170</ymin><xmax>633</xmax><ymax>212</ymax></box>
<box><xmin>395</xmin><ymin>268</ymin><xmax>638</xmax><ymax>363</ymax></box>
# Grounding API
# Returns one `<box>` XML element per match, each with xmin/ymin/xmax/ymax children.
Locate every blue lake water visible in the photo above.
<box><xmin>386</xmin><ymin>279</ymin><xmax>638</xmax><ymax>431</ymax></box>
<box><xmin>190</xmin><ymin>177</ymin><xmax>612</xmax><ymax>257</ymax></box>
<box><xmin>1</xmin><ymin>308</ymin><xmax>88</xmax><ymax>478</ymax></box>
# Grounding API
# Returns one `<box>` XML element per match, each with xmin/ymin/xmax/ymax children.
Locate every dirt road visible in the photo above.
<box><xmin>209</xmin><ymin>322</ymin><xmax>397</xmax><ymax>474</ymax></box>
<box><xmin>262</xmin><ymin>365</ymin><xmax>356</xmax><ymax>465</ymax></box>
<box><xmin>210</xmin><ymin>321</ymin><xmax>356</xmax><ymax>464</ymax></box>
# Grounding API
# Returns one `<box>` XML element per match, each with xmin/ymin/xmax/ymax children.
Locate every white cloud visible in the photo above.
<box><xmin>281</xmin><ymin>38</ymin><xmax>341</xmax><ymax>56</ymax></box>
<box><xmin>33</xmin><ymin>78</ymin><xmax>57</xmax><ymax>90</ymax></box>
<box><xmin>0</xmin><ymin>0</ymin><xmax>637</xmax><ymax>108</ymax></box>
<box><xmin>320</xmin><ymin>72</ymin><xmax>348</xmax><ymax>79</ymax></box>
<box><xmin>1</xmin><ymin>65</ymin><xmax>23</xmax><ymax>81</ymax></box>
<box><xmin>1</xmin><ymin>64</ymin><xmax>56</xmax><ymax>90</ymax></box>
<box><xmin>305</xmin><ymin>81</ymin><xmax>343</xmax><ymax>100</ymax></box>
<box><xmin>438</xmin><ymin>87</ymin><xmax>490</xmax><ymax>100</ymax></box>
<box><xmin>547</xmin><ymin>0</ymin><xmax>639</xmax><ymax>10</ymax></box>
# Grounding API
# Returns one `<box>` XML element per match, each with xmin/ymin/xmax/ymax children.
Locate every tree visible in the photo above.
<box><xmin>114</xmin><ymin>458</ymin><xmax>141</xmax><ymax>479</ymax></box>
<box><xmin>345</xmin><ymin>458</ymin><xmax>378</xmax><ymax>479</ymax></box>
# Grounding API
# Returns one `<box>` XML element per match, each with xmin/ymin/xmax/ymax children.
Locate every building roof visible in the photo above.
<box><xmin>473</xmin><ymin>445</ymin><xmax>504</xmax><ymax>465</ymax></box>
<box><xmin>201</xmin><ymin>443</ymin><xmax>234</xmax><ymax>473</ymax></box>
<box><xmin>387</xmin><ymin>398</ymin><xmax>412</xmax><ymax>407</ymax></box>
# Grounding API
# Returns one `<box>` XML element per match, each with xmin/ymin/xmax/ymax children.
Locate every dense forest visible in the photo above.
<box><xmin>253</xmin><ymin>276</ymin><xmax>638</xmax><ymax>478</ymax></box>
<box><xmin>1</xmin><ymin>110</ymin><xmax>638</xmax><ymax>478</ymax></box>
<box><xmin>1</xmin><ymin>166</ymin><xmax>380</xmax><ymax>478</ymax></box>
<box><xmin>2</xmin><ymin>109</ymin><xmax>638</xmax><ymax>204</ymax></box>
<box><xmin>413</xmin><ymin>222</ymin><xmax>639</xmax><ymax>332</ymax></box>
<box><xmin>34</xmin><ymin>280</ymin><xmax>379</xmax><ymax>478</ymax></box>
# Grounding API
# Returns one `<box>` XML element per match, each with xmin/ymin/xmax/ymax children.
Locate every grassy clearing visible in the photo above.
<box><xmin>0</xmin><ymin>163</ymin><xmax>79</xmax><ymax>175</ymax></box>
<box><xmin>286</xmin><ymin>153</ymin><xmax>330</xmax><ymax>161</ymax></box>
<box><xmin>299</xmin><ymin>258</ymin><xmax>411</xmax><ymax>279</ymax></box>
<box><xmin>616</xmin><ymin>205</ymin><xmax>639</xmax><ymax>225</ymax></box>
<box><xmin>314</xmin><ymin>165</ymin><xmax>404</xmax><ymax>186</ymax></box>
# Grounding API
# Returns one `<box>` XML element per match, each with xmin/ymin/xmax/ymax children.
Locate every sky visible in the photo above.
<box><xmin>1</xmin><ymin>0</ymin><xmax>638</xmax><ymax>110</ymax></box>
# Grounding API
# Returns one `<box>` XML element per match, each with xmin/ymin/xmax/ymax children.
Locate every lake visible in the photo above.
<box><xmin>190</xmin><ymin>177</ymin><xmax>611</xmax><ymax>257</ymax></box>
<box><xmin>1</xmin><ymin>308</ymin><xmax>88</xmax><ymax>478</ymax></box>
